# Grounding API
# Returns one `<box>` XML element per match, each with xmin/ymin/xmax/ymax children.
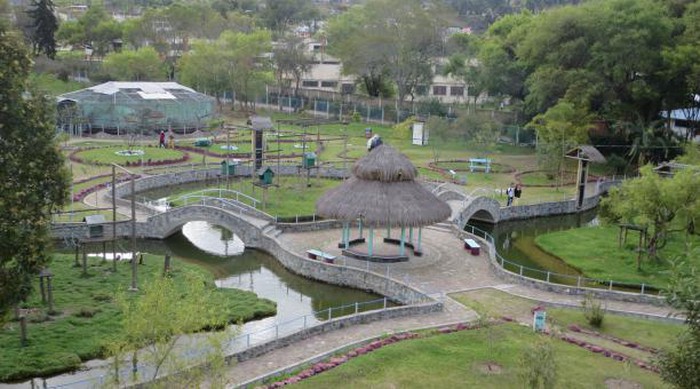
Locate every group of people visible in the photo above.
<box><xmin>158</xmin><ymin>130</ymin><xmax>175</xmax><ymax>149</ymax></box>
<box><xmin>506</xmin><ymin>182</ymin><xmax>522</xmax><ymax>206</ymax></box>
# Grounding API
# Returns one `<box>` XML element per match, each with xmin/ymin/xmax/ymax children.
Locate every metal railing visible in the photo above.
<box><xmin>463</xmin><ymin>224</ymin><xmax>662</xmax><ymax>296</ymax></box>
<box><xmin>44</xmin><ymin>294</ymin><xmax>437</xmax><ymax>389</ymax></box>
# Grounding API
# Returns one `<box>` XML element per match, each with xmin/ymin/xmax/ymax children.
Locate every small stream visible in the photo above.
<box><xmin>469</xmin><ymin>209</ymin><xmax>600</xmax><ymax>282</ymax></box>
<box><xmin>85</xmin><ymin>221</ymin><xmax>390</xmax><ymax>334</ymax></box>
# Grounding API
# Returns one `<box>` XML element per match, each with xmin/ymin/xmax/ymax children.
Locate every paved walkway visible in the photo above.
<box><xmin>13</xmin><ymin>191</ymin><xmax>678</xmax><ymax>389</ymax></box>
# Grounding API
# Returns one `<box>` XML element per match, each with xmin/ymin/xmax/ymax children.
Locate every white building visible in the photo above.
<box><xmin>663</xmin><ymin>107</ymin><xmax>700</xmax><ymax>143</ymax></box>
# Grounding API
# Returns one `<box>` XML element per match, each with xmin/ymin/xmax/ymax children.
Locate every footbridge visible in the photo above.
<box><xmin>432</xmin><ymin>183</ymin><xmax>502</xmax><ymax>229</ymax></box>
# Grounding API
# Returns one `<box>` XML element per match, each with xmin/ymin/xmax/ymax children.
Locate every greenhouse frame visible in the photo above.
<box><xmin>56</xmin><ymin>82</ymin><xmax>216</xmax><ymax>135</ymax></box>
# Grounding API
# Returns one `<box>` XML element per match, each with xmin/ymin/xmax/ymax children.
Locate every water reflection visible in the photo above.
<box><xmin>166</xmin><ymin>222</ymin><xmax>389</xmax><ymax>331</ymax></box>
<box><xmin>470</xmin><ymin>209</ymin><xmax>599</xmax><ymax>275</ymax></box>
<box><xmin>181</xmin><ymin>221</ymin><xmax>245</xmax><ymax>256</ymax></box>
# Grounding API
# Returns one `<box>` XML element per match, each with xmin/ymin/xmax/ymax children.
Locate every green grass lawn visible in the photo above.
<box><xmin>72</xmin><ymin>146</ymin><xmax>187</xmax><ymax>166</ymax></box>
<box><xmin>167</xmin><ymin>177</ymin><xmax>345</xmax><ymax>218</ymax></box>
<box><xmin>291</xmin><ymin>323</ymin><xmax>665</xmax><ymax>389</ymax></box>
<box><xmin>535</xmin><ymin>225</ymin><xmax>699</xmax><ymax>287</ymax></box>
<box><xmin>0</xmin><ymin>253</ymin><xmax>276</xmax><ymax>382</ymax></box>
<box><xmin>287</xmin><ymin>289</ymin><xmax>680</xmax><ymax>388</ymax></box>
<box><xmin>451</xmin><ymin>289</ymin><xmax>683</xmax><ymax>351</ymax></box>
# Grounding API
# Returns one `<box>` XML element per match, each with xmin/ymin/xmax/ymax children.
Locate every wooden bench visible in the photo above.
<box><xmin>463</xmin><ymin>239</ymin><xmax>481</xmax><ymax>255</ymax></box>
<box><xmin>306</xmin><ymin>249</ymin><xmax>337</xmax><ymax>263</ymax></box>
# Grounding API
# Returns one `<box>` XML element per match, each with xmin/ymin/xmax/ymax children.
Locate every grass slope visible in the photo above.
<box><xmin>535</xmin><ymin>225</ymin><xmax>699</xmax><ymax>287</ymax></box>
<box><xmin>293</xmin><ymin>324</ymin><xmax>665</xmax><ymax>388</ymax></box>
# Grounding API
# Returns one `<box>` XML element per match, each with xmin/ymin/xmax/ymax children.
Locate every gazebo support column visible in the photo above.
<box><xmin>400</xmin><ymin>227</ymin><xmax>406</xmax><ymax>256</ymax></box>
<box><xmin>343</xmin><ymin>222</ymin><xmax>350</xmax><ymax>249</ymax></box>
<box><xmin>417</xmin><ymin>227</ymin><xmax>423</xmax><ymax>253</ymax></box>
<box><xmin>358</xmin><ymin>218</ymin><xmax>363</xmax><ymax>239</ymax></box>
<box><xmin>386</xmin><ymin>225</ymin><xmax>391</xmax><ymax>238</ymax></box>
<box><xmin>409</xmin><ymin>227</ymin><xmax>413</xmax><ymax>245</ymax></box>
<box><xmin>368</xmin><ymin>227</ymin><xmax>374</xmax><ymax>257</ymax></box>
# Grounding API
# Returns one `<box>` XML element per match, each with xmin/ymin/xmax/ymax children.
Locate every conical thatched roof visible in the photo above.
<box><xmin>316</xmin><ymin>144</ymin><xmax>450</xmax><ymax>227</ymax></box>
<box><xmin>352</xmin><ymin>144</ymin><xmax>418</xmax><ymax>182</ymax></box>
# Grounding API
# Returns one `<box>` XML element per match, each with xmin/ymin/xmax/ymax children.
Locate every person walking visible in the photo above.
<box><xmin>514</xmin><ymin>184</ymin><xmax>522</xmax><ymax>205</ymax></box>
<box><xmin>506</xmin><ymin>183</ymin><xmax>515</xmax><ymax>206</ymax></box>
<box><xmin>159</xmin><ymin>130</ymin><xmax>166</xmax><ymax>148</ymax></box>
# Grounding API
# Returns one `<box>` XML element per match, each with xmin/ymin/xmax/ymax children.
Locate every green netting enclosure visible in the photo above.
<box><xmin>57</xmin><ymin>82</ymin><xmax>216</xmax><ymax>135</ymax></box>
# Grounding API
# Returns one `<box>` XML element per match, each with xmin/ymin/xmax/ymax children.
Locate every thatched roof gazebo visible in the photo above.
<box><xmin>316</xmin><ymin>144</ymin><xmax>450</xmax><ymax>261</ymax></box>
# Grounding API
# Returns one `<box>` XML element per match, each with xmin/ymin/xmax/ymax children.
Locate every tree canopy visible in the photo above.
<box><xmin>473</xmin><ymin>0</ymin><xmax>698</xmax><ymax>131</ymax></box>
<box><xmin>178</xmin><ymin>29</ymin><xmax>273</xmax><ymax>109</ymax></box>
<box><xmin>600</xmin><ymin>165</ymin><xmax>700</xmax><ymax>261</ymax></box>
<box><xmin>0</xmin><ymin>26</ymin><xmax>70</xmax><ymax>320</ymax></box>
<box><xmin>326</xmin><ymin>0</ymin><xmax>445</xmax><ymax>101</ymax></box>
<box><xmin>27</xmin><ymin>0</ymin><xmax>58</xmax><ymax>59</ymax></box>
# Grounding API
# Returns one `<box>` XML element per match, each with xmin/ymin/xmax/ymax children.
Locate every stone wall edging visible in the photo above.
<box><xmin>229</xmin><ymin>302</ymin><xmax>441</xmax><ymax>364</ymax></box>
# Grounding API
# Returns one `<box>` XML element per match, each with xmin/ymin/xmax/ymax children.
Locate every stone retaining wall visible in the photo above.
<box><xmin>230</xmin><ymin>302</ymin><xmax>440</xmax><ymax>364</ymax></box>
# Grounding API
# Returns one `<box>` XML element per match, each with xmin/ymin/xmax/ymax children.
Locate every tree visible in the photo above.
<box><xmin>326</xmin><ymin>0</ymin><xmax>445</xmax><ymax>102</ymax></box>
<box><xmin>0</xmin><ymin>26</ymin><xmax>70</xmax><ymax>320</ymax></box>
<box><xmin>101</xmin><ymin>47</ymin><xmax>166</xmax><ymax>81</ymax></box>
<box><xmin>261</xmin><ymin>0</ymin><xmax>317</xmax><ymax>36</ymax></box>
<box><xmin>109</xmin><ymin>273</ymin><xmax>233</xmax><ymax>386</ymax></box>
<box><xmin>273</xmin><ymin>33</ymin><xmax>312</xmax><ymax>95</ymax></box>
<box><xmin>528</xmin><ymin>101</ymin><xmax>591</xmax><ymax>187</ymax></box>
<box><xmin>56</xmin><ymin>4</ymin><xmax>122</xmax><ymax>57</ymax></box>
<box><xmin>179</xmin><ymin>30</ymin><xmax>273</xmax><ymax>110</ymax></box>
<box><xmin>27</xmin><ymin>0</ymin><xmax>58</xmax><ymax>59</ymax></box>
<box><xmin>600</xmin><ymin>165</ymin><xmax>700</xmax><ymax>262</ymax></box>
<box><xmin>657</xmin><ymin>252</ymin><xmax>700</xmax><ymax>389</ymax></box>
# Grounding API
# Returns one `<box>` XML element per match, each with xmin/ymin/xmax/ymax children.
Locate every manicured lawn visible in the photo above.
<box><xmin>167</xmin><ymin>177</ymin><xmax>345</xmax><ymax>218</ymax></box>
<box><xmin>535</xmin><ymin>225</ymin><xmax>699</xmax><ymax>287</ymax></box>
<box><xmin>0</xmin><ymin>253</ymin><xmax>276</xmax><ymax>382</ymax></box>
<box><xmin>72</xmin><ymin>146</ymin><xmax>187</xmax><ymax>165</ymax></box>
<box><xmin>291</xmin><ymin>323</ymin><xmax>665</xmax><ymax>388</ymax></box>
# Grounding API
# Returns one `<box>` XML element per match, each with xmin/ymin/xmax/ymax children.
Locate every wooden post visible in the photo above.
<box><xmin>39</xmin><ymin>276</ymin><xmax>46</xmax><ymax>304</ymax></box>
<box><xmin>82</xmin><ymin>248</ymin><xmax>88</xmax><ymax>276</ymax></box>
<box><xmin>163</xmin><ymin>254</ymin><xmax>171</xmax><ymax>277</ymax></box>
<box><xmin>47</xmin><ymin>276</ymin><xmax>54</xmax><ymax>313</ymax></box>
<box><xmin>74</xmin><ymin>244</ymin><xmax>80</xmax><ymax>267</ymax></box>
<box><xmin>19</xmin><ymin>313</ymin><xmax>27</xmax><ymax>347</ymax></box>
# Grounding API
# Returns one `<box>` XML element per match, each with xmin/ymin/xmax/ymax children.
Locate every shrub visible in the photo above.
<box><xmin>582</xmin><ymin>293</ymin><xmax>606</xmax><ymax>328</ymax></box>
<box><xmin>519</xmin><ymin>337</ymin><xmax>557</xmax><ymax>389</ymax></box>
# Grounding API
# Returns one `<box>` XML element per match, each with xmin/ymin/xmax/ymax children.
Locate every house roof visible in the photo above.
<box><xmin>257</xmin><ymin>166</ymin><xmax>273</xmax><ymax>176</ymax></box>
<box><xmin>662</xmin><ymin>108</ymin><xmax>700</xmax><ymax>121</ymax></box>
<box><xmin>250</xmin><ymin>116</ymin><xmax>273</xmax><ymax>130</ymax></box>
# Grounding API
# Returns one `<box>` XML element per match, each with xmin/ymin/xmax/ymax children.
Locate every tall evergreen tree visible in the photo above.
<box><xmin>0</xmin><ymin>24</ymin><xmax>70</xmax><ymax>321</ymax></box>
<box><xmin>27</xmin><ymin>0</ymin><xmax>58</xmax><ymax>59</ymax></box>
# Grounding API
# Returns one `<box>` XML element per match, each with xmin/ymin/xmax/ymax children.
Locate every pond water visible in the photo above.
<box><xmin>469</xmin><ymin>209</ymin><xmax>599</xmax><ymax>277</ymax></box>
<box><xmin>86</xmin><ymin>221</ymin><xmax>390</xmax><ymax>335</ymax></box>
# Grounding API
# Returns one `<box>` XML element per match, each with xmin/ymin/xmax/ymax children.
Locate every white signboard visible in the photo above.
<box><xmin>412</xmin><ymin>122</ymin><xmax>428</xmax><ymax>146</ymax></box>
